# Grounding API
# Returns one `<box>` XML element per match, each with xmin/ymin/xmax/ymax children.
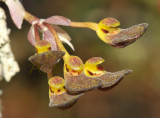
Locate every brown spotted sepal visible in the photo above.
<box><xmin>96</xmin><ymin>18</ymin><xmax>148</xmax><ymax>48</ymax></box>
<box><xmin>64</xmin><ymin>56</ymin><xmax>102</xmax><ymax>94</ymax></box>
<box><xmin>97</xmin><ymin>70</ymin><xmax>132</xmax><ymax>89</ymax></box>
<box><xmin>84</xmin><ymin>57</ymin><xmax>132</xmax><ymax>89</ymax></box>
<box><xmin>108</xmin><ymin>23</ymin><xmax>148</xmax><ymax>48</ymax></box>
<box><xmin>28</xmin><ymin>50</ymin><xmax>65</xmax><ymax>73</ymax></box>
<box><xmin>48</xmin><ymin>76</ymin><xmax>83</xmax><ymax>108</ymax></box>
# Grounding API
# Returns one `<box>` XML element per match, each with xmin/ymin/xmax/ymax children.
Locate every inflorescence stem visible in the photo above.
<box><xmin>71</xmin><ymin>22</ymin><xmax>98</xmax><ymax>31</ymax></box>
<box><xmin>24</xmin><ymin>11</ymin><xmax>38</xmax><ymax>24</ymax></box>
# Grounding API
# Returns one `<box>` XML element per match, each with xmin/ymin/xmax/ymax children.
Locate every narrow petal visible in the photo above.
<box><xmin>5</xmin><ymin>0</ymin><xmax>25</xmax><ymax>29</ymax></box>
<box><xmin>27</xmin><ymin>25</ymin><xmax>36</xmax><ymax>46</ymax></box>
<box><xmin>59</xmin><ymin>36</ymin><xmax>75</xmax><ymax>51</ymax></box>
<box><xmin>53</xmin><ymin>25</ymin><xmax>71</xmax><ymax>42</ymax></box>
<box><xmin>45</xmin><ymin>16</ymin><xmax>71</xmax><ymax>26</ymax></box>
<box><xmin>43</xmin><ymin>29</ymin><xmax>58</xmax><ymax>50</ymax></box>
<box><xmin>53</xmin><ymin>25</ymin><xmax>75</xmax><ymax>51</ymax></box>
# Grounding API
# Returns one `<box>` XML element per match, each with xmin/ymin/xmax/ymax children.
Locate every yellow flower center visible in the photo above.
<box><xmin>48</xmin><ymin>76</ymin><xmax>66</xmax><ymax>98</ymax></box>
<box><xmin>84</xmin><ymin>57</ymin><xmax>106</xmax><ymax>77</ymax></box>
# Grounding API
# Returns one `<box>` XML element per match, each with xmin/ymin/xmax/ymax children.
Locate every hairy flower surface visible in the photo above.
<box><xmin>96</xmin><ymin>18</ymin><xmax>148</xmax><ymax>47</ymax></box>
<box><xmin>64</xmin><ymin>56</ymin><xmax>131</xmax><ymax>94</ymax></box>
<box><xmin>1</xmin><ymin>0</ymin><xmax>149</xmax><ymax>109</ymax></box>
<box><xmin>64</xmin><ymin>56</ymin><xmax>102</xmax><ymax>93</ymax></box>
<box><xmin>85</xmin><ymin>57</ymin><xmax>132</xmax><ymax>88</ymax></box>
<box><xmin>48</xmin><ymin>76</ymin><xmax>83</xmax><ymax>108</ymax></box>
<box><xmin>29</xmin><ymin>50</ymin><xmax>65</xmax><ymax>73</ymax></box>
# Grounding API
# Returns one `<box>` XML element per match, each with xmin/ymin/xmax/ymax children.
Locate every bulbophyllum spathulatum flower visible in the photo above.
<box><xmin>64</xmin><ymin>56</ymin><xmax>132</xmax><ymax>94</ymax></box>
<box><xmin>71</xmin><ymin>18</ymin><xmax>148</xmax><ymax>48</ymax></box>
<box><xmin>64</xmin><ymin>56</ymin><xmax>102</xmax><ymax>93</ymax></box>
<box><xmin>84</xmin><ymin>57</ymin><xmax>132</xmax><ymax>89</ymax></box>
<box><xmin>48</xmin><ymin>76</ymin><xmax>83</xmax><ymax>108</ymax></box>
<box><xmin>96</xmin><ymin>18</ymin><xmax>148</xmax><ymax>47</ymax></box>
<box><xmin>2</xmin><ymin>0</ymin><xmax>148</xmax><ymax>109</ymax></box>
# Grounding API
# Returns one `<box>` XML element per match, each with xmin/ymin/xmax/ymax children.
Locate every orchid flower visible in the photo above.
<box><xmin>48</xmin><ymin>76</ymin><xmax>83</xmax><ymax>108</ymax></box>
<box><xmin>71</xmin><ymin>18</ymin><xmax>148</xmax><ymax>48</ymax></box>
<box><xmin>27</xmin><ymin>15</ymin><xmax>74</xmax><ymax>51</ymax></box>
<box><xmin>1</xmin><ymin>0</ymin><xmax>149</xmax><ymax>109</ymax></box>
<box><xmin>29</xmin><ymin>49</ymin><xmax>65</xmax><ymax>73</ymax></box>
<box><xmin>64</xmin><ymin>56</ymin><xmax>131</xmax><ymax>93</ymax></box>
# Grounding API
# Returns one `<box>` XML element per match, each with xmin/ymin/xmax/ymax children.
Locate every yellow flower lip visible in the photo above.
<box><xmin>64</xmin><ymin>56</ymin><xmax>84</xmax><ymax>75</ymax></box>
<box><xmin>35</xmin><ymin>40</ymin><xmax>51</xmax><ymax>54</ymax></box>
<box><xmin>98</xmin><ymin>18</ymin><xmax>120</xmax><ymax>30</ymax></box>
<box><xmin>97</xmin><ymin>18</ymin><xmax>121</xmax><ymax>44</ymax></box>
<box><xmin>64</xmin><ymin>57</ymin><xmax>132</xmax><ymax>93</ymax></box>
<box><xmin>48</xmin><ymin>77</ymin><xmax>84</xmax><ymax>108</ymax></box>
<box><xmin>64</xmin><ymin>57</ymin><xmax>102</xmax><ymax>93</ymax></box>
<box><xmin>48</xmin><ymin>76</ymin><xmax>65</xmax><ymax>88</ymax></box>
<box><xmin>48</xmin><ymin>76</ymin><xmax>66</xmax><ymax>97</ymax></box>
<box><xmin>97</xmin><ymin>21</ymin><xmax>148</xmax><ymax>48</ymax></box>
<box><xmin>84</xmin><ymin>57</ymin><xmax>105</xmax><ymax>77</ymax></box>
<box><xmin>85</xmin><ymin>57</ymin><xmax>105</xmax><ymax>65</ymax></box>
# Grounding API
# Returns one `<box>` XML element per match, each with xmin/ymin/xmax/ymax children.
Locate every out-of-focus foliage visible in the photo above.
<box><xmin>0</xmin><ymin>0</ymin><xmax>160</xmax><ymax>118</ymax></box>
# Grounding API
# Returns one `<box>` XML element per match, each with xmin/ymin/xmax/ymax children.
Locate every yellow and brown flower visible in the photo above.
<box><xmin>48</xmin><ymin>76</ymin><xmax>83</xmax><ymax>108</ymax></box>
<box><xmin>64</xmin><ymin>56</ymin><xmax>132</xmax><ymax>94</ymax></box>
<box><xmin>96</xmin><ymin>18</ymin><xmax>148</xmax><ymax>47</ymax></box>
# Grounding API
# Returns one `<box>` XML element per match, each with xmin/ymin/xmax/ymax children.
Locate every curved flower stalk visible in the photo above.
<box><xmin>48</xmin><ymin>76</ymin><xmax>83</xmax><ymax>108</ymax></box>
<box><xmin>71</xmin><ymin>18</ymin><xmax>148</xmax><ymax>47</ymax></box>
<box><xmin>1</xmin><ymin>0</ymin><xmax>148</xmax><ymax>109</ymax></box>
<box><xmin>64</xmin><ymin>56</ymin><xmax>131</xmax><ymax>94</ymax></box>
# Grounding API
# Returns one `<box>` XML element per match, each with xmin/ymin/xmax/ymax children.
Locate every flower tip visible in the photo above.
<box><xmin>98</xmin><ymin>69</ymin><xmax>132</xmax><ymax>89</ymax></box>
<box><xmin>124</xmin><ymin>69</ymin><xmax>132</xmax><ymax>75</ymax></box>
<box><xmin>109</xmin><ymin>23</ymin><xmax>149</xmax><ymax>48</ymax></box>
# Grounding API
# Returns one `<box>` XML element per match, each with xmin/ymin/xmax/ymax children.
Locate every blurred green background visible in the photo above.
<box><xmin>1</xmin><ymin>0</ymin><xmax>160</xmax><ymax>118</ymax></box>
